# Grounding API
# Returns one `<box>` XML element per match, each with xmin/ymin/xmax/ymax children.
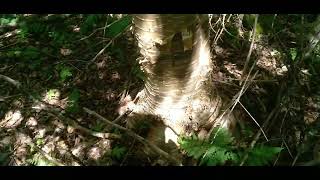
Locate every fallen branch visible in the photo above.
<box><xmin>25</xmin><ymin>136</ymin><xmax>65</xmax><ymax>166</ymax></box>
<box><xmin>0</xmin><ymin>74</ymin><xmax>21</xmax><ymax>88</ymax></box>
<box><xmin>83</xmin><ymin>107</ymin><xmax>180</xmax><ymax>165</ymax></box>
<box><xmin>46</xmin><ymin>111</ymin><xmax>121</xmax><ymax>139</ymax></box>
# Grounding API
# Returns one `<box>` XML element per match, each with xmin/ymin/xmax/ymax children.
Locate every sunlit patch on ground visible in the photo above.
<box><xmin>87</xmin><ymin>139</ymin><xmax>112</xmax><ymax>162</ymax></box>
<box><xmin>0</xmin><ymin>110</ymin><xmax>23</xmax><ymax>129</ymax></box>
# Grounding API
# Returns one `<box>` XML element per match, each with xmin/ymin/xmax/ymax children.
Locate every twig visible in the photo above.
<box><xmin>292</xmin><ymin>153</ymin><xmax>300</xmax><ymax>166</ymax></box>
<box><xmin>282</xmin><ymin>138</ymin><xmax>293</xmax><ymax>159</ymax></box>
<box><xmin>239</xmin><ymin>82</ymin><xmax>285</xmax><ymax>166</ymax></box>
<box><xmin>86</xmin><ymin>24</ymin><xmax>131</xmax><ymax>68</ymax></box>
<box><xmin>0</xmin><ymin>29</ymin><xmax>20</xmax><ymax>39</ymax></box>
<box><xmin>0</xmin><ymin>94</ymin><xmax>22</xmax><ymax>101</ymax></box>
<box><xmin>0</xmin><ymin>41</ymin><xmax>20</xmax><ymax>50</ymax></box>
<box><xmin>206</xmin><ymin>71</ymin><xmax>258</xmax><ymax>141</ymax></box>
<box><xmin>239</xmin><ymin>104</ymin><xmax>280</xmax><ymax>166</ymax></box>
<box><xmin>46</xmin><ymin>111</ymin><xmax>121</xmax><ymax>139</ymax></box>
<box><xmin>273</xmin><ymin>142</ymin><xmax>284</xmax><ymax>166</ymax></box>
<box><xmin>120</xmin><ymin>137</ymin><xmax>137</xmax><ymax>166</ymax></box>
<box><xmin>238</xmin><ymin>101</ymin><xmax>268</xmax><ymax>141</ymax></box>
<box><xmin>213</xmin><ymin>14</ymin><xmax>227</xmax><ymax>45</ymax></box>
<box><xmin>78</xmin><ymin>27</ymin><xmax>107</xmax><ymax>41</ymax></box>
<box><xmin>0</xmin><ymin>74</ymin><xmax>21</xmax><ymax>88</ymax></box>
<box><xmin>299</xmin><ymin>159</ymin><xmax>320</xmax><ymax>166</ymax></box>
<box><xmin>83</xmin><ymin>107</ymin><xmax>180</xmax><ymax>165</ymax></box>
<box><xmin>27</xmin><ymin>138</ymin><xmax>65</xmax><ymax>166</ymax></box>
<box><xmin>241</xmin><ymin>14</ymin><xmax>259</xmax><ymax>84</ymax></box>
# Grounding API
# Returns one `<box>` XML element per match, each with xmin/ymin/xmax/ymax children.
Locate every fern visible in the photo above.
<box><xmin>179</xmin><ymin>127</ymin><xmax>282</xmax><ymax>166</ymax></box>
<box><xmin>111</xmin><ymin>146</ymin><xmax>127</xmax><ymax>160</ymax></box>
<box><xmin>246</xmin><ymin>145</ymin><xmax>283</xmax><ymax>166</ymax></box>
<box><xmin>201</xmin><ymin>146</ymin><xmax>238</xmax><ymax>166</ymax></box>
<box><xmin>179</xmin><ymin>134</ymin><xmax>210</xmax><ymax>159</ymax></box>
<box><xmin>179</xmin><ymin>128</ymin><xmax>238</xmax><ymax>166</ymax></box>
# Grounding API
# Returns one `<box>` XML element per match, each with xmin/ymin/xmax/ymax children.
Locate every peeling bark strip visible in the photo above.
<box><xmin>132</xmin><ymin>14</ymin><xmax>235</xmax><ymax>135</ymax></box>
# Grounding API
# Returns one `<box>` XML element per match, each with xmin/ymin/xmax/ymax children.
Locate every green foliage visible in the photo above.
<box><xmin>179</xmin><ymin>127</ymin><xmax>282</xmax><ymax>166</ymax></box>
<box><xmin>66</xmin><ymin>88</ymin><xmax>80</xmax><ymax>113</ymax></box>
<box><xmin>47</xmin><ymin>89</ymin><xmax>57</xmax><ymax>100</ymax></box>
<box><xmin>104</xmin><ymin>15</ymin><xmax>132</xmax><ymax>38</ymax></box>
<box><xmin>111</xmin><ymin>146</ymin><xmax>127</xmax><ymax>160</ymax></box>
<box><xmin>55</xmin><ymin>64</ymin><xmax>73</xmax><ymax>82</ymax></box>
<box><xmin>0</xmin><ymin>145</ymin><xmax>12</xmax><ymax>166</ymax></box>
<box><xmin>26</xmin><ymin>153</ymin><xmax>55</xmax><ymax>166</ymax></box>
<box><xmin>0</xmin><ymin>15</ymin><xmax>18</xmax><ymax>27</ymax></box>
<box><xmin>92</xmin><ymin>121</ymin><xmax>105</xmax><ymax>132</ymax></box>
<box><xmin>35</xmin><ymin>138</ymin><xmax>45</xmax><ymax>146</ymax></box>
<box><xmin>179</xmin><ymin>128</ymin><xmax>238</xmax><ymax>166</ymax></box>
<box><xmin>80</xmin><ymin>14</ymin><xmax>103</xmax><ymax>34</ymax></box>
<box><xmin>179</xmin><ymin>134</ymin><xmax>210</xmax><ymax>159</ymax></box>
<box><xmin>290</xmin><ymin>48</ymin><xmax>297</xmax><ymax>61</ymax></box>
<box><xmin>246</xmin><ymin>146</ymin><xmax>283</xmax><ymax>166</ymax></box>
<box><xmin>0</xmin><ymin>152</ymin><xmax>11</xmax><ymax>165</ymax></box>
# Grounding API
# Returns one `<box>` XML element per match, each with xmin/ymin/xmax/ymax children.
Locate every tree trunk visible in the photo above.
<box><xmin>131</xmin><ymin>14</ymin><xmax>235</xmax><ymax>143</ymax></box>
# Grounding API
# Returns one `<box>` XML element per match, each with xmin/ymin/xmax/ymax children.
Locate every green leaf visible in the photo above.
<box><xmin>111</xmin><ymin>146</ymin><xmax>127</xmax><ymax>160</ymax></box>
<box><xmin>24</xmin><ymin>46</ymin><xmax>40</xmax><ymax>59</ymax></box>
<box><xmin>290</xmin><ymin>48</ymin><xmax>297</xmax><ymax>61</ymax></box>
<box><xmin>105</xmin><ymin>15</ymin><xmax>132</xmax><ymax>38</ymax></box>
<box><xmin>36</xmin><ymin>138</ymin><xmax>44</xmax><ymax>146</ymax></box>
<box><xmin>92</xmin><ymin>121</ymin><xmax>105</xmax><ymax>132</ymax></box>
<box><xmin>59</xmin><ymin>66</ymin><xmax>72</xmax><ymax>82</ymax></box>
<box><xmin>0</xmin><ymin>152</ymin><xmax>10</xmax><ymax>165</ymax></box>
<box><xmin>201</xmin><ymin>146</ymin><xmax>238</xmax><ymax>166</ymax></box>
<box><xmin>66</xmin><ymin>88</ymin><xmax>80</xmax><ymax>113</ymax></box>
<box><xmin>246</xmin><ymin>146</ymin><xmax>283</xmax><ymax>166</ymax></box>
<box><xmin>179</xmin><ymin>135</ymin><xmax>210</xmax><ymax>159</ymax></box>
<box><xmin>209</xmin><ymin>127</ymin><xmax>234</xmax><ymax>147</ymax></box>
<box><xmin>47</xmin><ymin>89</ymin><xmax>59</xmax><ymax>100</ymax></box>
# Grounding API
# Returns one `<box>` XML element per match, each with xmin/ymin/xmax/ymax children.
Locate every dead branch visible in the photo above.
<box><xmin>241</xmin><ymin>14</ymin><xmax>259</xmax><ymax>82</ymax></box>
<box><xmin>25</xmin><ymin>136</ymin><xmax>66</xmax><ymax>166</ymax></box>
<box><xmin>0</xmin><ymin>74</ymin><xmax>21</xmax><ymax>88</ymax></box>
<box><xmin>46</xmin><ymin>111</ymin><xmax>121</xmax><ymax>139</ymax></box>
<box><xmin>83</xmin><ymin>107</ymin><xmax>180</xmax><ymax>165</ymax></box>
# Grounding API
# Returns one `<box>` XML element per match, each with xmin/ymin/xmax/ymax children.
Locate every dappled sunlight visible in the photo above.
<box><xmin>87</xmin><ymin>139</ymin><xmax>112</xmax><ymax>161</ymax></box>
<box><xmin>0</xmin><ymin>110</ymin><xmax>23</xmax><ymax>128</ymax></box>
<box><xmin>133</xmin><ymin>15</ymin><xmax>233</xmax><ymax>136</ymax></box>
<box><xmin>255</xmin><ymin>44</ymin><xmax>288</xmax><ymax>77</ymax></box>
<box><xmin>164</xmin><ymin>126</ymin><xmax>178</xmax><ymax>145</ymax></box>
<box><xmin>1</xmin><ymin>14</ymin><xmax>320</xmax><ymax>166</ymax></box>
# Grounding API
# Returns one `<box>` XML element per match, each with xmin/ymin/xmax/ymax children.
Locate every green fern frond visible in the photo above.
<box><xmin>179</xmin><ymin>134</ymin><xmax>210</xmax><ymax>159</ymax></box>
<box><xmin>179</xmin><ymin>128</ymin><xmax>238</xmax><ymax>166</ymax></box>
<box><xmin>246</xmin><ymin>145</ymin><xmax>283</xmax><ymax>166</ymax></box>
<box><xmin>209</xmin><ymin>127</ymin><xmax>234</xmax><ymax>147</ymax></box>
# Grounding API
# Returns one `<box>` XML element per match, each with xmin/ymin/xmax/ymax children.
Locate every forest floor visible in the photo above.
<box><xmin>0</xmin><ymin>14</ymin><xmax>320</xmax><ymax>166</ymax></box>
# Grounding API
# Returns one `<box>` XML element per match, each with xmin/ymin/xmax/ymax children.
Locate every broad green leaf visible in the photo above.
<box><xmin>105</xmin><ymin>15</ymin><xmax>132</xmax><ymax>38</ymax></box>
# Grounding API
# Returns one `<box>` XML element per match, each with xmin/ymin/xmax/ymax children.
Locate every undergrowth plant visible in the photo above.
<box><xmin>179</xmin><ymin>127</ymin><xmax>283</xmax><ymax>166</ymax></box>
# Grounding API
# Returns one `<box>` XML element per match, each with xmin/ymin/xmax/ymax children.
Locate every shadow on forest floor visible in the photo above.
<box><xmin>0</xmin><ymin>14</ymin><xmax>320</xmax><ymax>166</ymax></box>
